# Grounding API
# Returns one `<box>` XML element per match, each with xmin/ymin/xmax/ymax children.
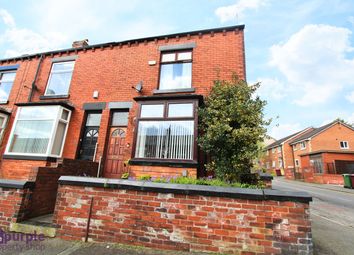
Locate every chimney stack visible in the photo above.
<box><xmin>72</xmin><ymin>39</ymin><xmax>89</xmax><ymax>48</ymax></box>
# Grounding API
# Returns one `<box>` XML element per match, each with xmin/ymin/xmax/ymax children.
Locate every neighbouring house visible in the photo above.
<box><xmin>261</xmin><ymin>127</ymin><xmax>313</xmax><ymax>175</ymax></box>
<box><xmin>0</xmin><ymin>25</ymin><xmax>246</xmax><ymax>221</ymax></box>
<box><xmin>289</xmin><ymin>120</ymin><xmax>354</xmax><ymax>184</ymax></box>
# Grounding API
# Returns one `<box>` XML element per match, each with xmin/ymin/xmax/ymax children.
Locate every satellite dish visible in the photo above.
<box><xmin>132</xmin><ymin>81</ymin><xmax>143</xmax><ymax>93</ymax></box>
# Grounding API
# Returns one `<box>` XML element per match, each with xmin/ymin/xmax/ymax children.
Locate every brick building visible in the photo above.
<box><xmin>0</xmin><ymin>25</ymin><xmax>246</xmax><ymax>181</ymax></box>
<box><xmin>261</xmin><ymin>120</ymin><xmax>354</xmax><ymax>184</ymax></box>
<box><xmin>261</xmin><ymin>128</ymin><xmax>313</xmax><ymax>175</ymax></box>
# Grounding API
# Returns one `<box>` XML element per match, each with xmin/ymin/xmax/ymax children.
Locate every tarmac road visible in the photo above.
<box><xmin>273</xmin><ymin>177</ymin><xmax>354</xmax><ymax>255</ymax></box>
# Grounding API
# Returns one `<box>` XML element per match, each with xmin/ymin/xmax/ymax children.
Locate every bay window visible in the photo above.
<box><xmin>6</xmin><ymin>106</ymin><xmax>71</xmax><ymax>157</ymax></box>
<box><xmin>134</xmin><ymin>100</ymin><xmax>197</xmax><ymax>161</ymax></box>
<box><xmin>159</xmin><ymin>51</ymin><xmax>192</xmax><ymax>90</ymax></box>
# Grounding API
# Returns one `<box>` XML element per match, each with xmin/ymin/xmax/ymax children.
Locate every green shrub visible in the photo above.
<box><xmin>121</xmin><ymin>172</ymin><xmax>129</xmax><ymax>179</ymax></box>
<box><xmin>138</xmin><ymin>175</ymin><xmax>151</xmax><ymax>181</ymax></box>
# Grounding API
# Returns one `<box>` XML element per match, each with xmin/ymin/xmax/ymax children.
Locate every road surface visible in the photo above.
<box><xmin>273</xmin><ymin>177</ymin><xmax>354</xmax><ymax>255</ymax></box>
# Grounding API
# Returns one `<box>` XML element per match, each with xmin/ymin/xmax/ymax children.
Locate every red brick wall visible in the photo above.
<box><xmin>0</xmin><ymin>28</ymin><xmax>245</xmax><ymax>180</ymax></box>
<box><xmin>127</xmin><ymin>165</ymin><xmax>197</xmax><ymax>179</ymax></box>
<box><xmin>54</xmin><ymin>184</ymin><xmax>312</xmax><ymax>254</ymax></box>
<box><xmin>0</xmin><ymin>187</ymin><xmax>32</xmax><ymax>230</ymax></box>
<box><xmin>0</xmin><ymin>159</ymin><xmax>50</xmax><ymax>180</ymax></box>
<box><xmin>29</xmin><ymin>159</ymin><xmax>98</xmax><ymax>218</ymax></box>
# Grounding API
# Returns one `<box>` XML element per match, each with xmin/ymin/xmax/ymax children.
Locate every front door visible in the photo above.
<box><xmin>105</xmin><ymin>128</ymin><xmax>127</xmax><ymax>177</ymax></box>
<box><xmin>78</xmin><ymin>112</ymin><xmax>102</xmax><ymax>160</ymax></box>
<box><xmin>104</xmin><ymin>111</ymin><xmax>129</xmax><ymax>178</ymax></box>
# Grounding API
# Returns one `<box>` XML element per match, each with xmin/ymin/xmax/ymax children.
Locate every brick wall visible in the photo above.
<box><xmin>0</xmin><ymin>159</ymin><xmax>50</xmax><ymax>180</ymax></box>
<box><xmin>54</xmin><ymin>177</ymin><xmax>313</xmax><ymax>255</ymax></box>
<box><xmin>0</xmin><ymin>182</ymin><xmax>34</xmax><ymax>230</ymax></box>
<box><xmin>29</xmin><ymin>158</ymin><xmax>98</xmax><ymax>218</ymax></box>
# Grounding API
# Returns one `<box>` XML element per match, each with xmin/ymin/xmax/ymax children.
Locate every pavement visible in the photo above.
<box><xmin>0</xmin><ymin>238</ymin><xmax>209</xmax><ymax>255</ymax></box>
<box><xmin>273</xmin><ymin>177</ymin><xmax>354</xmax><ymax>255</ymax></box>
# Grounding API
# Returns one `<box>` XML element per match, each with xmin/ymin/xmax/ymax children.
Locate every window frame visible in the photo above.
<box><xmin>132</xmin><ymin>99</ymin><xmax>198</xmax><ymax>163</ymax></box>
<box><xmin>44</xmin><ymin>61</ymin><xmax>75</xmax><ymax>97</ymax></box>
<box><xmin>340</xmin><ymin>141</ymin><xmax>349</xmax><ymax>149</ymax></box>
<box><xmin>5</xmin><ymin>105</ymin><xmax>71</xmax><ymax>158</ymax></box>
<box><xmin>158</xmin><ymin>50</ymin><xmax>193</xmax><ymax>91</ymax></box>
<box><xmin>0</xmin><ymin>70</ymin><xmax>16</xmax><ymax>103</ymax></box>
<box><xmin>300</xmin><ymin>141</ymin><xmax>306</xmax><ymax>150</ymax></box>
<box><xmin>0</xmin><ymin>113</ymin><xmax>9</xmax><ymax>142</ymax></box>
<box><xmin>295</xmin><ymin>159</ymin><xmax>299</xmax><ymax>167</ymax></box>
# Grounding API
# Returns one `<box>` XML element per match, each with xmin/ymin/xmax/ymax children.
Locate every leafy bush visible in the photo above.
<box><xmin>121</xmin><ymin>172</ymin><xmax>129</xmax><ymax>179</ymax></box>
<box><xmin>198</xmin><ymin>75</ymin><xmax>270</xmax><ymax>182</ymax></box>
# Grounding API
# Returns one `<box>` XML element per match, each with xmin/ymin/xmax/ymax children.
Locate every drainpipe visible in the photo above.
<box><xmin>28</xmin><ymin>54</ymin><xmax>44</xmax><ymax>102</ymax></box>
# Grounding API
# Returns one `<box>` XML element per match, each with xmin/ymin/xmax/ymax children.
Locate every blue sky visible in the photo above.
<box><xmin>1</xmin><ymin>0</ymin><xmax>354</xmax><ymax>139</ymax></box>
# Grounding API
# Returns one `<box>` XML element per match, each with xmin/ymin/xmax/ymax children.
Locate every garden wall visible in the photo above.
<box><xmin>54</xmin><ymin>176</ymin><xmax>313</xmax><ymax>254</ymax></box>
<box><xmin>0</xmin><ymin>180</ymin><xmax>34</xmax><ymax>230</ymax></box>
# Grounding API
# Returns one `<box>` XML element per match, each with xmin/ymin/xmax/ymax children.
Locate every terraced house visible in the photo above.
<box><xmin>0</xmin><ymin>24</ymin><xmax>245</xmax><ymax>188</ymax></box>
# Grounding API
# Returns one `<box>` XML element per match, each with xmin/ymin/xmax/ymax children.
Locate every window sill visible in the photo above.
<box><xmin>2</xmin><ymin>154</ymin><xmax>58</xmax><ymax>162</ymax></box>
<box><xmin>153</xmin><ymin>88</ymin><xmax>195</xmax><ymax>94</ymax></box>
<box><xmin>40</xmin><ymin>95</ymin><xmax>70</xmax><ymax>100</ymax></box>
<box><xmin>0</xmin><ymin>101</ymin><xmax>9</xmax><ymax>105</ymax></box>
<box><xmin>129</xmin><ymin>158</ymin><xmax>198</xmax><ymax>168</ymax></box>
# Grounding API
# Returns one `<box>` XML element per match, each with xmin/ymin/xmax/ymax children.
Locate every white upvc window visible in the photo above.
<box><xmin>340</xmin><ymin>141</ymin><xmax>349</xmax><ymax>149</ymax></box>
<box><xmin>266</xmin><ymin>162</ymin><xmax>270</xmax><ymax>169</ymax></box>
<box><xmin>0</xmin><ymin>71</ymin><xmax>16</xmax><ymax>102</ymax></box>
<box><xmin>0</xmin><ymin>113</ymin><xmax>8</xmax><ymax>142</ymax></box>
<box><xmin>300</xmin><ymin>141</ymin><xmax>306</xmax><ymax>150</ymax></box>
<box><xmin>5</xmin><ymin>106</ymin><xmax>71</xmax><ymax>157</ymax></box>
<box><xmin>45</xmin><ymin>61</ymin><xmax>75</xmax><ymax>96</ymax></box>
<box><xmin>278</xmin><ymin>159</ymin><xmax>283</xmax><ymax>168</ymax></box>
<box><xmin>272</xmin><ymin>161</ymin><xmax>276</xmax><ymax>168</ymax></box>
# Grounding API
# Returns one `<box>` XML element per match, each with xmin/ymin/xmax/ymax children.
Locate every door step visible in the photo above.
<box><xmin>9</xmin><ymin>214</ymin><xmax>57</xmax><ymax>237</ymax></box>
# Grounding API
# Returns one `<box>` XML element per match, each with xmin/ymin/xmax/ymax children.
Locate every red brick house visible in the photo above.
<box><xmin>289</xmin><ymin>120</ymin><xmax>354</xmax><ymax>184</ymax></box>
<box><xmin>261</xmin><ymin>127</ymin><xmax>313</xmax><ymax>176</ymax></box>
<box><xmin>0</xmin><ymin>25</ymin><xmax>246</xmax><ymax>182</ymax></box>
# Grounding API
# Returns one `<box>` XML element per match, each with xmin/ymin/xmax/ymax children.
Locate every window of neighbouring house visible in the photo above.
<box><xmin>6</xmin><ymin>106</ymin><xmax>71</xmax><ymax>157</ymax></box>
<box><xmin>295</xmin><ymin>159</ymin><xmax>299</xmax><ymax>167</ymax></box>
<box><xmin>45</xmin><ymin>61</ymin><xmax>75</xmax><ymax>96</ymax></box>
<box><xmin>277</xmin><ymin>146</ymin><xmax>281</xmax><ymax>153</ymax></box>
<box><xmin>134</xmin><ymin>101</ymin><xmax>196</xmax><ymax>161</ymax></box>
<box><xmin>0</xmin><ymin>113</ymin><xmax>8</xmax><ymax>142</ymax></box>
<box><xmin>266</xmin><ymin>162</ymin><xmax>270</xmax><ymax>169</ymax></box>
<box><xmin>272</xmin><ymin>161</ymin><xmax>276</xmax><ymax>168</ymax></box>
<box><xmin>340</xmin><ymin>141</ymin><xmax>349</xmax><ymax>149</ymax></box>
<box><xmin>278</xmin><ymin>159</ymin><xmax>283</xmax><ymax>168</ymax></box>
<box><xmin>266</xmin><ymin>150</ymin><xmax>269</xmax><ymax>156</ymax></box>
<box><xmin>0</xmin><ymin>71</ymin><xmax>16</xmax><ymax>102</ymax></box>
<box><xmin>300</xmin><ymin>141</ymin><xmax>306</xmax><ymax>150</ymax></box>
<box><xmin>272</xmin><ymin>147</ymin><xmax>275</xmax><ymax>153</ymax></box>
<box><xmin>159</xmin><ymin>51</ymin><xmax>192</xmax><ymax>90</ymax></box>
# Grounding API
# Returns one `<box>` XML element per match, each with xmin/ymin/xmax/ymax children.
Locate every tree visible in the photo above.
<box><xmin>198</xmin><ymin>75</ymin><xmax>270</xmax><ymax>182</ymax></box>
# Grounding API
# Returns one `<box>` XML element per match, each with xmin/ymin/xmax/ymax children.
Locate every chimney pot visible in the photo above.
<box><xmin>72</xmin><ymin>39</ymin><xmax>89</xmax><ymax>48</ymax></box>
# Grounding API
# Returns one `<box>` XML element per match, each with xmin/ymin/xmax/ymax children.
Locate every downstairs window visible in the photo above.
<box><xmin>134</xmin><ymin>101</ymin><xmax>197</xmax><ymax>161</ymax></box>
<box><xmin>6</xmin><ymin>105</ymin><xmax>71</xmax><ymax>157</ymax></box>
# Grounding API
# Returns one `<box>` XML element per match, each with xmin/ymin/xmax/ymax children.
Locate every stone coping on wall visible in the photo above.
<box><xmin>0</xmin><ymin>179</ymin><xmax>35</xmax><ymax>189</ymax></box>
<box><xmin>58</xmin><ymin>176</ymin><xmax>312</xmax><ymax>203</ymax></box>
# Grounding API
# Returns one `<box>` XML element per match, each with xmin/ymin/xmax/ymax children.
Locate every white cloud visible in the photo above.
<box><xmin>269</xmin><ymin>24</ymin><xmax>354</xmax><ymax>106</ymax></box>
<box><xmin>215</xmin><ymin>0</ymin><xmax>266</xmax><ymax>23</ymax></box>
<box><xmin>0</xmin><ymin>9</ymin><xmax>15</xmax><ymax>27</ymax></box>
<box><xmin>345</xmin><ymin>91</ymin><xmax>354</xmax><ymax>103</ymax></box>
<box><xmin>256</xmin><ymin>77</ymin><xmax>289</xmax><ymax>100</ymax></box>
<box><xmin>347</xmin><ymin>112</ymin><xmax>354</xmax><ymax>125</ymax></box>
<box><xmin>269</xmin><ymin>123</ymin><xmax>302</xmax><ymax>140</ymax></box>
<box><xmin>0</xmin><ymin>9</ymin><xmax>67</xmax><ymax>57</ymax></box>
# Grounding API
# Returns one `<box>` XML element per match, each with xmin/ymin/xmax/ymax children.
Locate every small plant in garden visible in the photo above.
<box><xmin>121</xmin><ymin>172</ymin><xmax>129</xmax><ymax>179</ymax></box>
<box><xmin>138</xmin><ymin>175</ymin><xmax>151</xmax><ymax>181</ymax></box>
<box><xmin>198</xmin><ymin>75</ymin><xmax>270</xmax><ymax>183</ymax></box>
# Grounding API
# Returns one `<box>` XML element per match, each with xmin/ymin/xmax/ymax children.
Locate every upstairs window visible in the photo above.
<box><xmin>0</xmin><ymin>71</ymin><xmax>16</xmax><ymax>102</ymax></box>
<box><xmin>45</xmin><ymin>61</ymin><xmax>75</xmax><ymax>96</ymax></box>
<box><xmin>340</xmin><ymin>141</ymin><xmax>349</xmax><ymax>149</ymax></box>
<box><xmin>300</xmin><ymin>141</ymin><xmax>306</xmax><ymax>150</ymax></box>
<box><xmin>6</xmin><ymin>106</ymin><xmax>71</xmax><ymax>157</ymax></box>
<box><xmin>0</xmin><ymin>113</ymin><xmax>8</xmax><ymax>142</ymax></box>
<box><xmin>134</xmin><ymin>100</ymin><xmax>196</xmax><ymax>161</ymax></box>
<box><xmin>277</xmin><ymin>146</ymin><xmax>281</xmax><ymax>153</ymax></box>
<box><xmin>159</xmin><ymin>51</ymin><xmax>192</xmax><ymax>90</ymax></box>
